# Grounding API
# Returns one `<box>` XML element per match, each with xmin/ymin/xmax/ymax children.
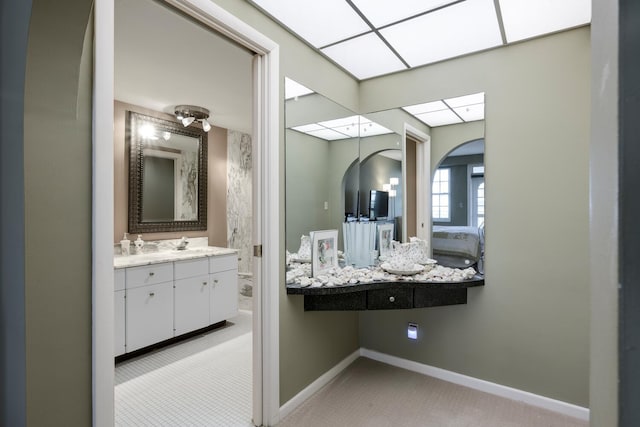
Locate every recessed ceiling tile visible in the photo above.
<box><xmin>499</xmin><ymin>0</ymin><xmax>591</xmax><ymax>43</ymax></box>
<box><xmin>416</xmin><ymin>110</ymin><xmax>463</xmax><ymax>127</ymax></box>
<box><xmin>318</xmin><ymin>115</ymin><xmax>360</xmax><ymax>129</ymax></box>
<box><xmin>359</xmin><ymin>117</ymin><xmax>394</xmax><ymax>137</ymax></box>
<box><xmin>403</xmin><ymin>100</ymin><xmax>448</xmax><ymax>115</ymax></box>
<box><xmin>452</xmin><ymin>103</ymin><xmax>484</xmax><ymax>121</ymax></box>
<box><xmin>351</xmin><ymin>0</ymin><xmax>459</xmax><ymax>28</ymax></box>
<box><xmin>251</xmin><ymin>0</ymin><xmax>370</xmax><ymax>47</ymax></box>
<box><xmin>331</xmin><ymin>124</ymin><xmax>360</xmax><ymax>138</ymax></box>
<box><xmin>381</xmin><ymin>0</ymin><xmax>503</xmax><ymax>67</ymax></box>
<box><xmin>321</xmin><ymin>33</ymin><xmax>407</xmax><ymax>80</ymax></box>
<box><xmin>292</xmin><ymin>123</ymin><xmax>325</xmax><ymax>133</ymax></box>
<box><xmin>444</xmin><ymin>92</ymin><xmax>485</xmax><ymax>108</ymax></box>
<box><xmin>307</xmin><ymin>128</ymin><xmax>352</xmax><ymax>140</ymax></box>
<box><xmin>285</xmin><ymin>77</ymin><xmax>314</xmax><ymax>99</ymax></box>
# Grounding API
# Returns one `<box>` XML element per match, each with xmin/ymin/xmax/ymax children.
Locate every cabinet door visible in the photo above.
<box><xmin>126</xmin><ymin>281</ymin><xmax>174</xmax><ymax>352</ymax></box>
<box><xmin>174</xmin><ymin>275</ymin><xmax>210</xmax><ymax>335</ymax></box>
<box><xmin>114</xmin><ymin>289</ymin><xmax>126</xmax><ymax>356</ymax></box>
<box><xmin>210</xmin><ymin>269</ymin><xmax>238</xmax><ymax>324</ymax></box>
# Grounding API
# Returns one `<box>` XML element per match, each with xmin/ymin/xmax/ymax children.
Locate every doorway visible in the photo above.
<box><xmin>93</xmin><ymin>0</ymin><xmax>280</xmax><ymax>425</ymax></box>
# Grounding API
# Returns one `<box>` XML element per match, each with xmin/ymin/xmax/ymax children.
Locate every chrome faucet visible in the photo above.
<box><xmin>176</xmin><ymin>236</ymin><xmax>189</xmax><ymax>250</ymax></box>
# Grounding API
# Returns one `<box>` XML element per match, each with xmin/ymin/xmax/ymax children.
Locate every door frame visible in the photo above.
<box><xmin>404</xmin><ymin>124</ymin><xmax>431</xmax><ymax>245</ymax></box>
<box><xmin>92</xmin><ymin>0</ymin><xmax>280</xmax><ymax>425</ymax></box>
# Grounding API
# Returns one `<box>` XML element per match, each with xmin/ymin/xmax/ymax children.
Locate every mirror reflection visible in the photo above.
<box><xmin>285</xmin><ymin>77</ymin><xmax>485</xmax><ymax>274</ymax></box>
<box><xmin>432</xmin><ymin>138</ymin><xmax>485</xmax><ymax>272</ymax></box>
<box><xmin>128</xmin><ymin>111</ymin><xmax>208</xmax><ymax>233</ymax></box>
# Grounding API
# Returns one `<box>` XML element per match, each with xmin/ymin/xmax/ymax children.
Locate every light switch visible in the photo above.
<box><xmin>324</xmin><ymin>201</ymin><xmax>329</xmax><ymax>210</ymax></box>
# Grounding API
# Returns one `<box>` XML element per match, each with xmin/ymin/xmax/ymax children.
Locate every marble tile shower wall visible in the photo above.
<box><xmin>227</xmin><ymin>130</ymin><xmax>252</xmax><ymax>275</ymax></box>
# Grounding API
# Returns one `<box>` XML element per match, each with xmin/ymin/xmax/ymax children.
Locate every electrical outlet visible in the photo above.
<box><xmin>408</xmin><ymin>322</ymin><xmax>418</xmax><ymax>340</ymax></box>
<box><xmin>324</xmin><ymin>201</ymin><xmax>329</xmax><ymax>210</ymax></box>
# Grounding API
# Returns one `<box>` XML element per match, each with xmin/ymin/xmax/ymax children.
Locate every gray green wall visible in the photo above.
<box><xmin>22</xmin><ymin>1</ymin><xmax>94</xmax><ymax>425</ymax></box>
<box><xmin>285</xmin><ymin>130</ymin><xmax>331</xmax><ymax>252</ymax></box>
<box><xmin>359</xmin><ymin>28</ymin><xmax>590</xmax><ymax>406</ymax></box>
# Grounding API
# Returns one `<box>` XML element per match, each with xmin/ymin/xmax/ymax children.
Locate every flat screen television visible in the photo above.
<box><xmin>369</xmin><ymin>190</ymin><xmax>389</xmax><ymax>220</ymax></box>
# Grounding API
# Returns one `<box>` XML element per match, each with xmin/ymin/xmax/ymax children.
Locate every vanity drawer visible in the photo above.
<box><xmin>175</xmin><ymin>257</ymin><xmax>209</xmax><ymax>280</ymax></box>
<box><xmin>367</xmin><ymin>287</ymin><xmax>413</xmax><ymax>310</ymax></box>
<box><xmin>126</xmin><ymin>263</ymin><xmax>173</xmax><ymax>289</ymax></box>
<box><xmin>114</xmin><ymin>268</ymin><xmax>125</xmax><ymax>291</ymax></box>
<box><xmin>209</xmin><ymin>254</ymin><xmax>238</xmax><ymax>273</ymax></box>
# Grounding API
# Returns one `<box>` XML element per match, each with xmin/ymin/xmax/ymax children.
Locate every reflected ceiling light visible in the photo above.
<box><xmin>174</xmin><ymin>105</ymin><xmax>212</xmax><ymax>132</ymax></box>
<box><xmin>390</xmin><ymin>177</ymin><xmax>399</xmax><ymax>186</ymax></box>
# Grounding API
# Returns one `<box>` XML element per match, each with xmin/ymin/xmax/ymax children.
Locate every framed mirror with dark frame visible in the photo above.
<box><xmin>128</xmin><ymin>111</ymin><xmax>208</xmax><ymax>233</ymax></box>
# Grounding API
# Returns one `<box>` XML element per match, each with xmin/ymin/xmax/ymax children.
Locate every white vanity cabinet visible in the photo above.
<box><xmin>174</xmin><ymin>258</ymin><xmax>210</xmax><ymax>336</ymax></box>
<box><xmin>125</xmin><ymin>263</ymin><xmax>174</xmax><ymax>353</ymax></box>
<box><xmin>210</xmin><ymin>254</ymin><xmax>239</xmax><ymax>324</ymax></box>
<box><xmin>114</xmin><ymin>250</ymin><xmax>238</xmax><ymax>356</ymax></box>
<box><xmin>114</xmin><ymin>269</ymin><xmax>126</xmax><ymax>357</ymax></box>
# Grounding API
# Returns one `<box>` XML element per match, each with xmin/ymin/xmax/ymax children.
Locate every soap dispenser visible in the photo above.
<box><xmin>120</xmin><ymin>233</ymin><xmax>131</xmax><ymax>256</ymax></box>
<box><xmin>134</xmin><ymin>234</ymin><xmax>144</xmax><ymax>254</ymax></box>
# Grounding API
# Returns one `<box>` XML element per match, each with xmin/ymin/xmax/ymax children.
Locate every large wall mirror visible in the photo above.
<box><xmin>128</xmin><ymin>111</ymin><xmax>208</xmax><ymax>233</ymax></box>
<box><xmin>285</xmin><ymin>77</ymin><xmax>485</xmax><ymax>272</ymax></box>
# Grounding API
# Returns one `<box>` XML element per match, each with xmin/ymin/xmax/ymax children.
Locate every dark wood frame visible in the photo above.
<box><xmin>127</xmin><ymin>111</ymin><xmax>208</xmax><ymax>233</ymax></box>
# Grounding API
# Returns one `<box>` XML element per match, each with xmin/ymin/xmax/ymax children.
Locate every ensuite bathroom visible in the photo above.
<box><xmin>112</xmin><ymin>0</ymin><xmax>256</xmax><ymax>424</ymax></box>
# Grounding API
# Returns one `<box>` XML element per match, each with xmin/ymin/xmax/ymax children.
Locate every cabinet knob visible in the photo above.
<box><xmin>149</xmin><ymin>272</ymin><xmax>155</xmax><ymax>276</ymax></box>
<box><xmin>149</xmin><ymin>292</ymin><xmax>155</xmax><ymax>297</ymax></box>
<box><xmin>203</xmin><ymin>282</ymin><xmax>208</xmax><ymax>286</ymax></box>
<box><xmin>214</xmin><ymin>279</ymin><xmax>219</xmax><ymax>284</ymax></box>
<box><xmin>389</xmin><ymin>296</ymin><xmax>395</xmax><ymax>303</ymax></box>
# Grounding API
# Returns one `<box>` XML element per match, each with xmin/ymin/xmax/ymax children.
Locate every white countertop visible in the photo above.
<box><xmin>114</xmin><ymin>246</ymin><xmax>238</xmax><ymax>269</ymax></box>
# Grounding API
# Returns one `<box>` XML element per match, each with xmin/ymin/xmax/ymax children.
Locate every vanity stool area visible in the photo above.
<box><xmin>114</xmin><ymin>249</ymin><xmax>238</xmax><ymax>359</ymax></box>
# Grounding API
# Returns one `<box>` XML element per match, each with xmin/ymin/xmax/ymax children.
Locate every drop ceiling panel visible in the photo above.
<box><xmin>453</xmin><ymin>103</ymin><xmax>484</xmax><ymax>122</ymax></box>
<box><xmin>321</xmin><ymin>33</ymin><xmax>407</xmax><ymax>80</ymax></box>
<box><xmin>350</xmin><ymin>0</ymin><xmax>459</xmax><ymax>28</ymax></box>
<box><xmin>380</xmin><ymin>0</ymin><xmax>503</xmax><ymax>67</ymax></box>
<box><xmin>251</xmin><ymin>0</ymin><xmax>371</xmax><ymax>47</ymax></box>
<box><xmin>499</xmin><ymin>0</ymin><xmax>591</xmax><ymax>43</ymax></box>
<box><xmin>249</xmin><ymin>0</ymin><xmax>590</xmax><ymax>81</ymax></box>
<box><xmin>403</xmin><ymin>100</ymin><xmax>449</xmax><ymax>115</ymax></box>
<box><xmin>444</xmin><ymin>92</ymin><xmax>485</xmax><ymax>108</ymax></box>
<box><xmin>415</xmin><ymin>109</ymin><xmax>463</xmax><ymax>127</ymax></box>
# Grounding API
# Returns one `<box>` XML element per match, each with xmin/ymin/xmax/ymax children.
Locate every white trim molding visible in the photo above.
<box><xmin>93</xmin><ymin>1</ymin><xmax>115</xmax><ymax>426</ymax></box>
<box><xmin>279</xmin><ymin>350</ymin><xmax>361</xmax><ymax>421</ymax></box>
<box><xmin>360</xmin><ymin>348</ymin><xmax>590</xmax><ymax>422</ymax></box>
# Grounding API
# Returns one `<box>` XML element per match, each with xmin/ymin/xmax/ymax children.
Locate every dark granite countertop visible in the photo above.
<box><xmin>286</xmin><ymin>274</ymin><xmax>484</xmax><ymax>295</ymax></box>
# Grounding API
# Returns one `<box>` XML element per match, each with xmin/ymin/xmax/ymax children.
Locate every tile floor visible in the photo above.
<box><xmin>115</xmin><ymin>309</ymin><xmax>253</xmax><ymax>426</ymax></box>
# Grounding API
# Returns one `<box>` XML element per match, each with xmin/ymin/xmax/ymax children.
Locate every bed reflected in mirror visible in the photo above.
<box><xmin>432</xmin><ymin>138</ymin><xmax>485</xmax><ymax>272</ymax></box>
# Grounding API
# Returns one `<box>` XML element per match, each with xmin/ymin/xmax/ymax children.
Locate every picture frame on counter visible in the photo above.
<box><xmin>377</xmin><ymin>223</ymin><xmax>394</xmax><ymax>257</ymax></box>
<box><xmin>311</xmin><ymin>229</ymin><xmax>339</xmax><ymax>277</ymax></box>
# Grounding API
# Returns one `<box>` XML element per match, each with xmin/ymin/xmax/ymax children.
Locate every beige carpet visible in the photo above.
<box><xmin>277</xmin><ymin>358</ymin><xmax>587</xmax><ymax>427</ymax></box>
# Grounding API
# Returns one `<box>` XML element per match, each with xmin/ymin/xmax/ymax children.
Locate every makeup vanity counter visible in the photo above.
<box><xmin>114</xmin><ymin>247</ymin><xmax>238</xmax><ymax>358</ymax></box>
<box><xmin>287</xmin><ymin>274</ymin><xmax>484</xmax><ymax>311</ymax></box>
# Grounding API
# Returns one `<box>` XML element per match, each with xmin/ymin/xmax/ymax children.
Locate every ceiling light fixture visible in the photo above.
<box><xmin>174</xmin><ymin>105</ymin><xmax>212</xmax><ymax>132</ymax></box>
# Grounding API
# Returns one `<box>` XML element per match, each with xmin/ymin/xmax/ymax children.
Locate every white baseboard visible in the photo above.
<box><xmin>360</xmin><ymin>348</ymin><xmax>590</xmax><ymax>422</ymax></box>
<box><xmin>279</xmin><ymin>349</ymin><xmax>360</xmax><ymax>420</ymax></box>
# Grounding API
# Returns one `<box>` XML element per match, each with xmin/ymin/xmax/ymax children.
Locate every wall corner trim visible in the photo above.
<box><xmin>360</xmin><ymin>348</ymin><xmax>590</xmax><ymax>422</ymax></box>
<box><xmin>279</xmin><ymin>349</ymin><xmax>360</xmax><ymax>420</ymax></box>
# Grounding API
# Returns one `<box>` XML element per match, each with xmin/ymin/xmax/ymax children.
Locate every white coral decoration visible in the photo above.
<box><xmin>387</xmin><ymin>237</ymin><xmax>433</xmax><ymax>265</ymax></box>
<box><xmin>297</xmin><ymin>235</ymin><xmax>311</xmax><ymax>259</ymax></box>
